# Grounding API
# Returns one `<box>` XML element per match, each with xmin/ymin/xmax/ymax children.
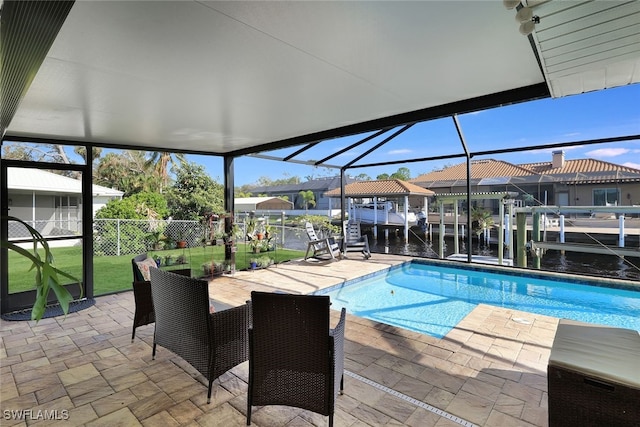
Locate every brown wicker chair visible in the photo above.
<box><xmin>150</xmin><ymin>268</ymin><xmax>250</xmax><ymax>403</ymax></box>
<box><xmin>247</xmin><ymin>291</ymin><xmax>346</xmax><ymax>426</ymax></box>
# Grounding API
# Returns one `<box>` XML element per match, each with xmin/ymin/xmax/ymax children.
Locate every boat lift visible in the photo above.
<box><xmin>515</xmin><ymin>205</ymin><xmax>640</xmax><ymax>268</ymax></box>
<box><xmin>435</xmin><ymin>191</ymin><xmax>518</xmax><ymax>265</ymax></box>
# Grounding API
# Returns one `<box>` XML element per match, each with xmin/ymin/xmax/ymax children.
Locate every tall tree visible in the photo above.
<box><xmin>376</xmin><ymin>167</ymin><xmax>411</xmax><ymax>181</ymax></box>
<box><xmin>146</xmin><ymin>151</ymin><xmax>186</xmax><ymax>193</ymax></box>
<box><xmin>2</xmin><ymin>142</ymin><xmax>83</xmax><ymax>178</ymax></box>
<box><xmin>390</xmin><ymin>167</ymin><xmax>411</xmax><ymax>180</ymax></box>
<box><xmin>74</xmin><ymin>146</ymin><xmax>102</xmax><ymax>165</ymax></box>
<box><xmin>95</xmin><ymin>151</ymin><xmax>155</xmax><ymax>196</ymax></box>
<box><xmin>298</xmin><ymin>190</ymin><xmax>316</xmax><ymax>211</ymax></box>
<box><xmin>95</xmin><ymin>191</ymin><xmax>169</xmax><ymax>220</ymax></box>
<box><xmin>165</xmin><ymin>162</ymin><xmax>224</xmax><ymax>220</ymax></box>
<box><xmin>2</xmin><ymin>142</ymin><xmax>70</xmax><ymax>163</ymax></box>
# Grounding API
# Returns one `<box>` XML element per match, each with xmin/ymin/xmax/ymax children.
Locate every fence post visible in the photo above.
<box><xmin>281</xmin><ymin>211</ymin><xmax>285</xmax><ymax>247</ymax></box>
<box><xmin>516</xmin><ymin>212</ymin><xmax>527</xmax><ymax>267</ymax></box>
<box><xmin>116</xmin><ymin>219</ymin><xmax>121</xmax><ymax>256</ymax></box>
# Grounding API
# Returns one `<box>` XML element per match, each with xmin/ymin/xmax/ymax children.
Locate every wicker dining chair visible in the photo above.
<box><xmin>131</xmin><ymin>253</ymin><xmax>156</xmax><ymax>341</ymax></box>
<box><xmin>247</xmin><ymin>291</ymin><xmax>346</xmax><ymax>426</ymax></box>
<box><xmin>150</xmin><ymin>268</ymin><xmax>250</xmax><ymax>403</ymax></box>
<box><xmin>131</xmin><ymin>253</ymin><xmax>193</xmax><ymax>341</ymax></box>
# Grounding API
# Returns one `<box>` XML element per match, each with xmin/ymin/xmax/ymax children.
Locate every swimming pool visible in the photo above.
<box><xmin>315</xmin><ymin>261</ymin><xmax>640</xmax><ymax>338</ymax></box>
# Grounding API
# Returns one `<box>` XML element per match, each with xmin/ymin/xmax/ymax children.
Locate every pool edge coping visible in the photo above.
<box><xmin>313</xmin><ymin>258</ymin><xmax>640</xmax><ymax>296</ymax></box>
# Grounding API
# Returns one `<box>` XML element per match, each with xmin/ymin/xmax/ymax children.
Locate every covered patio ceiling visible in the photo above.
<box><xmin>2</xmin><ymin>0</ymin><xmax>638</xmax><ymax>160</ymax></box>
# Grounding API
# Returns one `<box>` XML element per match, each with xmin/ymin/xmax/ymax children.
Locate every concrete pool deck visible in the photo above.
<box><xmin>1</xmin><ymin>254</ymin><xmax>556</xmax><ymax>426</ymax></box>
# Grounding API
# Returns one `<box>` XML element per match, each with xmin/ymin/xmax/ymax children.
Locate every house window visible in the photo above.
<box><xmin>54</xmin><ymin>196</ymin><xmax>79</xmax><ymax>207</ymax></box>
<box><xmin>593</xmin><ymin>189</ymin><xmax>618</xmax><ymax>206</ymax></box>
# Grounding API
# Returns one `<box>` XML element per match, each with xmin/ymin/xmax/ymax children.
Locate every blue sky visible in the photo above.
<box><xmin>192</xmin><ymin>83</ymin><xmax>640</xmax><ymax>187</ymax></box>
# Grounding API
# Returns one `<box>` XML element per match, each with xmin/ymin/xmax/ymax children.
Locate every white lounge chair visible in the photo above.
<box><xmin>342</xmin><ymin>221</ymin><xmax>371</xmax><ymax>259</ymax></box>
<box><xmin>304</xmin><ymin>222</ymin><xmax>341</xmax><ymax>261</ymax></box>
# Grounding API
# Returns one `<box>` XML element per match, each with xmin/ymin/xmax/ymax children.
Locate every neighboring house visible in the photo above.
<box><xmin>7</xmin><ymin>168</ymin><xmax>123</xmax><ymax>237</ymax></box>
<box><xmin>246</xmin><ymin>175</ymin><xmax>358</xmax><ymax>211</ymax></box>
<box><xmin>411</xmin><ymin>151</ymin><xmax>640</xmax><ymax>213</ymax></box>
<box><xmin>235</xmin><ymin>197</ymin><xmax>293</xmax><ymax>213</ymax></box>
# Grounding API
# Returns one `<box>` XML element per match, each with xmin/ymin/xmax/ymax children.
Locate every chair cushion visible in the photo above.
<box><xmin>136</xmin><ymin>257</ymin><xmax>158</xmax><ymax>281</ymax></box>
<box><xmin>549</xmin><ymin>319</ymin><xmax>640</xmax><ymax>389</ymax></box>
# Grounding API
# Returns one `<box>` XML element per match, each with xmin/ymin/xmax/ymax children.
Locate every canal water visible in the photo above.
<box><xmin>279</xmin><ymin>226</ymin><xmax>640</xmax><ymax>281</ymax></box>
<box><xmin>367</xmin><ymin>233</ymin><xmax>640</xmax><ymax>282</ymax></box>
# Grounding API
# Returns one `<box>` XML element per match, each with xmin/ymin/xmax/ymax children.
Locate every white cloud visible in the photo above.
<box><xmin>623</xmin><ymin>162</ymin><xmax>640</xmax><ymax>170</ymax></box>
<box><xmin>388</xmin><ymin>149</ymin><xmax>412</xmax><ymax>155</ymax></box>
<box><xmin>585</xmin><ymin>148</ymin><xmax>630</xmax><ymax>157</ymax></box>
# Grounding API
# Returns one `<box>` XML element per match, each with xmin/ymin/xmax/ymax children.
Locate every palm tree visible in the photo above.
<box><xmin>471</xmin><ymin>206</ymin><xmax>495</xmax><ymax>249</ymax></box>
<box><xmin>298</xmin><ymin>190</ymin><xmax>316</xmax><ymax>212</ymax></box>
<box><xmin>146</xmin><ymin>151</ymin><xmax>186</xmax><ymax>193</ymax></box>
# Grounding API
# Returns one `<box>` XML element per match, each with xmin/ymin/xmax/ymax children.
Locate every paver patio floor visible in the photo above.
<box><xmin>1</xmin><ymin>254</ymin><xmax>555</xmax><ymax>426</ymax></box>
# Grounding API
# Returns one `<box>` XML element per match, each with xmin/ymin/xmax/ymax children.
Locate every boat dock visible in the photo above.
<box><xmin>446</xmin><ymin>254</ymin><xmax>514</xmax><ymax>266</ymax></box>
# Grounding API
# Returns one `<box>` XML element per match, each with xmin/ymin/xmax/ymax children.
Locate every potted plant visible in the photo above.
<box><xmin>1</xmin><ymin>216</ymin><xmax>81</xmax><ymax>322</ymax></box>
<box><xmin>153</xmin><ymin>254</ymin><xmax>162</xmax><ymax>267</ymax></box>
<box><xmin>147</xmin><ymin>229</ymin><xmax>166</xmax><ymax>250</ymax></box>
<box><xmin>164</xmin><ymin>255</ymin><xmax>174</xmax><ymax>266</ymax></box>
<box><xmin>164</xmin><ymin>237</ymin><xmax>176</xmax><ymax>250</ymax></box>
<box><xmin>210</xmin><ymin>229</ymin><xmax>225</xmax><ymax>246</ymax></box>
<box><xmin>249</xmin><ymin>238</ymin><xmax>262</xmax><ymax>254</ymax></box>
<box><xmin>176</xmin><ymin>254</ymin><xmax>188</xmax><ymax>265</ymax></box>
<box><xmin>215</xmin><ymin>261</ymin><xmax>225</xmax><ymax>275</ymax></box>
<box><xmin>176</xmin><ymin>230</ymin><xmax>188</xmax><ymax>248</ymax></box>
<box><xmin>174</xmin><ymin>223</ymin><xmax>195</xmax><ymax>249</ymax></box>
<box><xmin>202</xmin><ymin>262</ymin><xmax>212</xmax><ymax>276</ymax></box>
<box><xmin>257</xmin><ymin>255</ymin><xmax>273</xmax><ymax>269</ymax></box>
<box><xmin>264</xmin><ymin>223</ymin><xmax>274</xmax><ymax>240</ymax></box>
<box><xmin>249</xmin><ymin>257</ymin><xmax>258</xmax><ymax>270</ymax></box>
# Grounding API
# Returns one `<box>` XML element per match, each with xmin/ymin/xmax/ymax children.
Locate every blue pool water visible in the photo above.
<box><xmin>315</xmin><ymin>261</ymin><xmax>640</xmax><ymax>338</ymax></box>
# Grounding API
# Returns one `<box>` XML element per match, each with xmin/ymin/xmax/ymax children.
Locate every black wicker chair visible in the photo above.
<box><xmin>150</xmin><ymin>268</ymin><xmax>250</xmax><ymax>403</ymax></box>
<box><xmin>131</xmin><ymin>253</ymin><xmax>156</xmax><ymax>342</ymax></box>
<box><xmin>131</xmin><ymin>253</ymin><xmax>192</xmax><ymax>342</ymax></box>
<box><xmin>247</xmin><ymin>291</ymin><xmax>346</xmax><ymax>426</ymax></box>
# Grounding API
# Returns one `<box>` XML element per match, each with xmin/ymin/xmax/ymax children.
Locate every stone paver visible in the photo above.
<box><xmin>0</xmin><ymin>254</ymin><xmax>557</xmax><ymax>426</ymax></box>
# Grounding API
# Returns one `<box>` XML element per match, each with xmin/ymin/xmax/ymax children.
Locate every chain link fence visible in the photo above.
<box><xmin>93</xmin><ymin>217</ymin><xmax>317</xmax><ymax>257</ymax></box>
<box><xmin>8</xmin><ymin>219</ymin><xmax>82</xmax><ymax>239</ymax></box>
<box><xmin>8</xmin><ymin>216</ymin><xmax>330</xmax><ymax>256</ymax></box>
<box><xmin>93</xmin><ymin>219</ymin><xmax>210</xmax><ymax>256</ymax></box>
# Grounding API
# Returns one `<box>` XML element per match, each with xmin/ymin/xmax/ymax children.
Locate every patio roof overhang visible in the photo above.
<box><xmin>2</xmin><ymin>0</ymin><xmax>639</xmax><ymax>160</ymax></box>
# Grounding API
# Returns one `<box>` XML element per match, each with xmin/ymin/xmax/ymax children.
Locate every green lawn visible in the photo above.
<box><xmin>8</xmin><ymin>244</ymin><xmax>305</xmax><ymax>296</ymax></box>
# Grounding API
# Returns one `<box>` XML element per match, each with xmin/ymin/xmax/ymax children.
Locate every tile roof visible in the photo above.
<box><xmin>520</xmin><ymin>158</ymin><xmax>640</xmax><ymax>175</ymax></box>
<box><xmin>411</xmin><ymin>158</ymin><xmax>640</xmax><ymax>186</ymax></box>
<box><xmin>411</xmin><ymin>159</ymin><xmax>534</xmax><ymax>184</ymax></box>
<box><xmin>325</xmin><ymin>179</ymin><xmax>434</xmax><ymax>197</ymax></box>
